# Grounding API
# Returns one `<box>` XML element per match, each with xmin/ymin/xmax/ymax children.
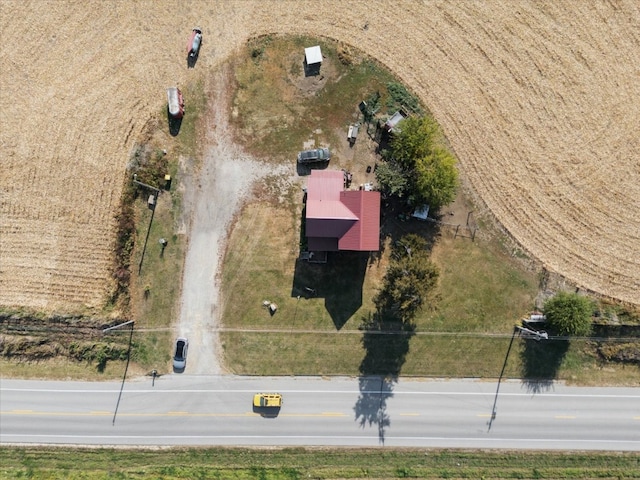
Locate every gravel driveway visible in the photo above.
<box><xmin>176</xmin><ymin>65</ymin><xmax>293</xmax><ymax>374</ymax></box>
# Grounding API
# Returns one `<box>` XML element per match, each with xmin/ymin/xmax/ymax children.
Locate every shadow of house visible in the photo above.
<box><xmin>292</xmin><ymin>251</ymin><xmax>369</xmax><ymax>330</ymax></box>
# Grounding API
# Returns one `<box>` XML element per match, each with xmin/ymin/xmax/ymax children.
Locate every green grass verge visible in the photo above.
<box><xmin>1</xmin><ymin>447</ymin><xmax>638</xmax><ymax>479</ymax></box>
<box><xmin>221</xmin><ymin>330</ymin><xmax>628</xmax><ymax>380</ymax></box>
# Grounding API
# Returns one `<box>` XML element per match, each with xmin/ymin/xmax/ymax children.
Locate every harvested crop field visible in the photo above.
<box><xmin>1</xmin><ymin>0</ymin><xmax>639</xmax><ymax>311</ymax></box>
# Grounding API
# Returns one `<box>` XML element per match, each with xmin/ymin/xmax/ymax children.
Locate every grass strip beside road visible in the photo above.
<box><xmin>221</xmin><ymin>331</ymin><xmax>640</xmax><ymax>384</ymax></box>
<box><xmin>1</xmin><ymin>447</ymin><xmax>638</xmax><ymax>479</ymax></box>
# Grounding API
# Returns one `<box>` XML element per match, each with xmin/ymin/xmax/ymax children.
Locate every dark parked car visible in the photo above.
<box><xmin>173</xmin><ymin>337</ymin><xmax>188</xmax><ymax>370</ymax></box>
<box><xmin>297</xmin><ymin>147</ymin><xmax>331</xmax><ymax>164</ymax></box>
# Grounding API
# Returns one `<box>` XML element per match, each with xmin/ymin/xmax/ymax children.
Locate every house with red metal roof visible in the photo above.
<box><xmin>305</xmin><ymin>170</ymin><xmax>381</xmax><ymax>252</ymax></box>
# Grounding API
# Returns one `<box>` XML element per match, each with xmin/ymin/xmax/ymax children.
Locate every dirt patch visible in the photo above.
<box><xmin>286</xmin><ymin>51</ymin><xmax>336</xmax><ymax>97</ymax></box>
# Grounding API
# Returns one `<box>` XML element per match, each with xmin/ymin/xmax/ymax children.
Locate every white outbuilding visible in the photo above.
<box><xmin>304</xmin><ymin>45</ymin><xmax>323</xmax><ymax>66</ymax></box>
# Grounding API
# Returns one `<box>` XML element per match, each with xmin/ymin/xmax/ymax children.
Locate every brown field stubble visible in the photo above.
<box><xmin>1</xmin><ymin>1</ymin><xmax>639</xmax><ymax>312</ymax></box>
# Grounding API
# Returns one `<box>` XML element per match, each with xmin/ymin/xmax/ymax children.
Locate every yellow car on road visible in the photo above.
<box><xmin>253</xmin><ymin>393</ymin><xmax>282</xmax><ymax>408</ymax></box>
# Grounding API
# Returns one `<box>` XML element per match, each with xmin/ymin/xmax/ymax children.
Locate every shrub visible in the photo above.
<box><xmin>544</xmin><ymin>292</ymin><xmax>593</xmax><ymax>337</ymax></box>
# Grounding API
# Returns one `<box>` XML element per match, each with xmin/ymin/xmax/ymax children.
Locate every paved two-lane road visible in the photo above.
<box><xmin>1</xmin><ymin>376</ymin><xmax>638</xmax><ymax>450</ymax></box>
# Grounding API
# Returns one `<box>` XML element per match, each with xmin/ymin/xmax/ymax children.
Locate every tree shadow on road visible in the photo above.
<box><xmin>354</xmin><ymin>376</ymin><xmax>392</xmax><ymax>443</ymax></box>
<box><xmin>354</xmin><ymin>313</ymin><xmax>415</xmax><ymax>444</ymax></box>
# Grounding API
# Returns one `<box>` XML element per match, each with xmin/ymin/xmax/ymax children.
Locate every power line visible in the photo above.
<box><xmin>1</xmin><ymin>324</ymin><xmax>637</xmax><ymax>342</ymax></box>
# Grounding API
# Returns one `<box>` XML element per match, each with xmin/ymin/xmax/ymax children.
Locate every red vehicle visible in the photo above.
<box><xmin>167</xmin><ymin>87</ymin><xmax>184</xmax><ymax>119</ymax></box>
<box><xmin>187</xmin><ymin>28</ymin><xmax>202</xmax><ymax>58</ymax></box>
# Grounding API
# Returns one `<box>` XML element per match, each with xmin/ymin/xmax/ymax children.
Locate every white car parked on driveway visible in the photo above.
<box><xmin>173</xmin><ymin>337</ymin><xmax>188</xmax><ymax>371</ymax></box>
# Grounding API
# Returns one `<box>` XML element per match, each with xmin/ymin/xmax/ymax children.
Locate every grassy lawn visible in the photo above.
<box><xmin>424</xmin><ymin>235</ymin><xmax>537</xmax><ymax>332</ymax></box>
<box><xmin>219</xmin><ymin>199</ymin><xmax>540</xmax><ymax>378</ymax></box>
<box><xmin>233</xmin><ymin>35</ymin><xmax>397</xmax><ymax>159</ymax></box>
<box><xmin>2</xmin><ymin>446</ymin><xmax>639</xmax><ymax>479</ymax></box>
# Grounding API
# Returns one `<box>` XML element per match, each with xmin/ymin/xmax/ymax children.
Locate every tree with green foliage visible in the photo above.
<box><xmin>380</xmin><ymin>116</ymin><xmax>459</xmax><ymax>211</ymax></box>
<box><xmin>414</xmin><ymin>147</ymin><xmax>459</xmax><ymax>210</ymax></box>
<box><xmin>544</xmin><ymin>292</ymin><xmax>594</xmax><ymax>337</ymax></box>
<box><xmin>389</xmin><ymin>116</ymin><xmax>438</xmax><ymax>168</ymax></box>
<box><xmin>374</xmin><ymin>234</ymin><xmax>439</xmax><ymax>323</ymax></box>
<box><xmin>374</xmin><ymin>159</ymin><xmax>408</xmax><ymax>198</ymax></box>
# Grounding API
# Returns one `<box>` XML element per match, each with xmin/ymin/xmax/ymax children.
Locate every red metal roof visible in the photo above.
<box><xmin>307</xmin><ymin>170</ymin><xmax>343</xmax><ymax>202</ymax></box>
<box><xmin>305</xmin><ymin>170</ymin><xmax>380</xmax><ymax>251</ymax></box>
<box><xmin>339</xmin><ymin>191</ymin><xmax>381</xmax><ymax>251</ymax></box>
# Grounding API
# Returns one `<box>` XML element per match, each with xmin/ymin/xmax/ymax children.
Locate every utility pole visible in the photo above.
<box><xmin>102</xmin><ymin>320</ymin><xmax>134</xmax><ymax>333</ymax></box>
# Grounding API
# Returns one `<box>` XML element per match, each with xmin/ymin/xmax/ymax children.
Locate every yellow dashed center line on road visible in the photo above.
<box><xmin>2</xmin><ymin>411</ymin><xmax>272</xmax><ymax>417</ymax></box>
<box><xmin>5</xmin><ymin>410</ymin><xmax>639</xmax><ymax>422</ymax></box>
<box><xmin>281</xmin><ymin>413</ymin><xmax>347</xmax><ymax>417</ymax></box>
